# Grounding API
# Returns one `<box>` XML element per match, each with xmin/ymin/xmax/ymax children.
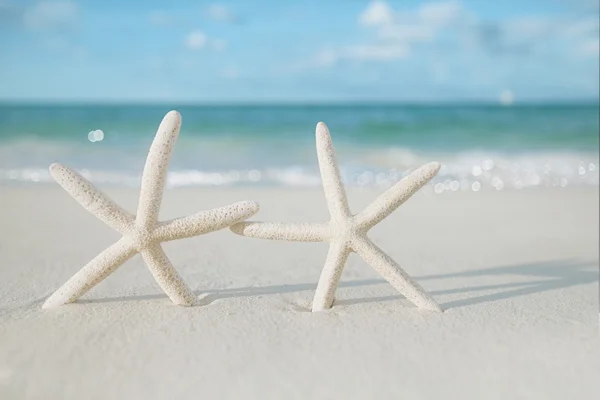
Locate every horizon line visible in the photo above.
<box><xmin>0</xmin><ymin>98</ymin><xmax>598</xmax><ymax>107</ymax></box>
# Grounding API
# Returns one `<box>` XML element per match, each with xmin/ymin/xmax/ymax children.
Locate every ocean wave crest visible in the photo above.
<box><xmin>1</xmin><ymin>150</ymin><xmax>598</xmax><ymax>192</ymax></box>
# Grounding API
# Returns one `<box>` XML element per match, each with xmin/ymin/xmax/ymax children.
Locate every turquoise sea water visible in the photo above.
<box><xmin>0</xmin><ymin>103</ymin><xmax>598</xmax><ymax>190</ymax></box>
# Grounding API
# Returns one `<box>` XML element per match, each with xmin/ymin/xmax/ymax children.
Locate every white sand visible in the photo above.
<box><xmin>0</xmin><ymin>186</ymin><xmax>598</xmax><ymax>399</ymax></box>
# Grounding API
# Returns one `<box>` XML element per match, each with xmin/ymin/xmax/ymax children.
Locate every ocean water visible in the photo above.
<box><xmin>0</xmin><ymin>104</ymin><xmax>598</xmax><ymax>191</ymax></box>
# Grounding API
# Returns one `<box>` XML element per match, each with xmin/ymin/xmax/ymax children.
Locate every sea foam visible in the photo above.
<box><xmin>1</xmin><ymin>149</ymin><xmax>597</xmax><ymax>192</ymax></box>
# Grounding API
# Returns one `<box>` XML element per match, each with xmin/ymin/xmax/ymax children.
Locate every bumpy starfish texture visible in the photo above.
<box><xmin>43</xmin><ymin>111</ymin><xmax>259</xmax><ymax>309</ymax></box>
<box><xmin>231</xmin><ymin>122</ymin><xmax>442</xmax><ymax>312</ymax></box>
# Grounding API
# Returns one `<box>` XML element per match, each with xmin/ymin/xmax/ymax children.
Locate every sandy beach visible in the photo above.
<box><xmin>0</xmin><ymin>185</ymin><xmax>598</xmax><ymax>399</ymax></box>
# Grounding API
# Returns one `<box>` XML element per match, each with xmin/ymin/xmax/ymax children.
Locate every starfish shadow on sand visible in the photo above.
<box><xmin>76</xmin><ymin>258</ymin><xmax>598</xmax><ymax>310</ymax></box>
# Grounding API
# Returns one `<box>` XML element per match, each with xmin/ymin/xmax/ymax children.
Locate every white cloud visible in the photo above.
<box><xmin>23</xmin><ymin>0</ymin><xmax>78</xmax><ymax>30</ymax></box>
<box><xmin>418</xmin><ymin>1</ymin><xmax>463</xmax><ymax>26</ymax></box>
<box><xmin>185</xmin><ymin>30</ymin><xmax>208</xmax><ymax>50</ymax></box>
<box><xmin>558</xmin><ymin>17</ymin><xmax>599</xmax><ymax>59</ymax></box>
<box><xmin>378</xmin><ymin>1</ymin><xmax>466</xmax><ymax>44</ymax></box>
<box><xmin>318</xmin><ymin>1</ymin><xmax>464</xmax><ymax>65</ymax></box>
<box><xmin>206</xmin><ymin>4</ymin><xmax>239</xmax><ymax>23</ymax></box>
<box><xmin>304</xmin><ymin>42</ymin><xmax>409</xmax><ymax>69</ymax></box>
<box><xmin>353</xmin><ymin>0</ymin><xmax>599</xmax><ymax>63</ymax></box>
<box><xmin>359</xmin><ymin>0</ymin><xmax>464</xmax><ymax>31</ymax></box>
<box><xmin>379</xmin><ymin>23</ymin><xmax>436</xmax><ymax>42</ymax></box>
<box><xmin>343</xmin><ymin>43</ymin><xmax>409</xmax><ymax>61</ymax></box>
<box><xmin>472</xmin><ymin>14</ymin><xmax>599</xmax><ymax>58</ymax></box>
<box><xmin>289</xmin><ymin>0</ymin><xmax>599</xmax><ymax>96</ymax></box>
<box><xmin>359</xmin><ymin>0</ymin><xmax>394</xmax><ymax>27</ymax></box>
<box><xmin>185</xmin><ymin>30</ymin><xmax>227</xmax><ymax>52</ymax></box>
<box><xmin>18</xmin><ymin>1</ymin><xmax>82</xmax><ymax>58</ymax></box>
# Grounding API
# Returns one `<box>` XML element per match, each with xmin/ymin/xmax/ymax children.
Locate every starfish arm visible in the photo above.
<box><xmin>49</xmin><ymin>163</ymin><xmax>134</xmax><ymax>234</ymax></box>
<box><xmin>42</xmin><ymin>238</ymin><xmax>136</xmax><ymax>308</ymax></box>
<box><xmin>311</xmin><ymin>241</ymin><xmax>351</xmax><ymax>312</ymax></box>
<box><xmin>230</xmin><ymin>221</ymin><xmax>328</xmax><ymax>242</ymax></box>
<box><xmin>141</xmin><ymin>244</ymin><xmax>196</xmax><ymax>306</ymax></box>
<box><xmin>351</xmin><ymin>237</ymin><xmax>442</xmax><ymax>312</ymax></box>
<box><xmin>356</xmin><ymin>162</ymin><xmax>441</xmax><ymax>229</ymax></box>
<box><xmin>136</xmin><ymin>111</ymin><xmax>181</xmax><ymax>228</ymax></box>
<box><xmin>153</xmin><ymin>201</ymin><xmax>259</xmax><ymax>242</ymax></box>
<box><xmin>315</xmin><ymin>122</ymin><xmax>351</xmax><ymax>220</ymax></box>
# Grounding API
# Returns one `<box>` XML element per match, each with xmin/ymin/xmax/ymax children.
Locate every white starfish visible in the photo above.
<box><xmin>231</xmin><ymin>122</ymin><xmax>442</xmax><ymax>312</ymax></box>
<box><xmin>43</xmin><ymin>111</ymin><xmax>258</xmax><ymax>309</ymax></box>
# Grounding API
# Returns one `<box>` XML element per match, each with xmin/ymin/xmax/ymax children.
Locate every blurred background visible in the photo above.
<box><xmin>0</xmin><ymin>0</ymin><xmax>598</xmax><ymax>191</ymax></box>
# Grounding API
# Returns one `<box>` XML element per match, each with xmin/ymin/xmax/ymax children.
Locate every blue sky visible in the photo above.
<box><xmin>0</xmin><ymin>0</ymin><xmax>598</xmax><ymax>102</ymax></box>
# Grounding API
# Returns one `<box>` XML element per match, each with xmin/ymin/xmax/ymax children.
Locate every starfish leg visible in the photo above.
<box><xmin>351</xmin><ymin>237</ymin><xmax>442</xmax><ymax>312</ymax></box>
<box><xmin>49</xmin><ymin>163</ymin><xmax>134</xmax><ymax>234</ymax></box>
<box><xmin>136</xmin><ymin>111</ymin><xmax>181</xmax><ymax>228</ymax></box>
<box><xmin>154</xmin><ymin>201</ymin><xmax>259</xmax><ymax>242</ymax></box>
<box><xmin>42</xmin><ymin>238</ymin><xmax>136</xmax><ymax>308</ymax></box>
<box><xmin>356</xmin><ymin>162</ymin><xmax>441</xmax><ymax>229</ymax></box>
<box><xmin>230</xmin><ymin>221</ymin><xmax>328</xmax><ymax>242</ymax></box>
<box><xmin>315</xmin><ymin>122</ymin><xmax>351</xmax><ymax>220</ymax></box>
<box><xmin>312</xmin><ymin>241</ymin><xmax>351</xmax><ymax>311</ymax></box>
<box><xmin>140</xmin><ymin>244</ymin><xmax>197</xmax><ymax>306</ymax></box>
